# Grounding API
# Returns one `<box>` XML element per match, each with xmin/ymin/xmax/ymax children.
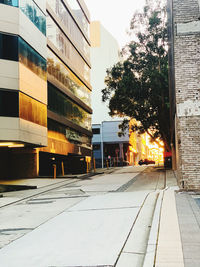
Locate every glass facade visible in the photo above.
<box><xmin>0</xmin><ymin>0</ymin><xmax>18</xmax><ymax>7</ymax></box>
<box><xmin>48</xmin><ymin>119</ymin><xmax>91</xmax><ymax>148</ymax></box>
<box><xmin>19</xmin><ymin>0</ymin><xmax>46</xmax><ymax>35</ymax></box>
<box><xmin>47</xmin><ymin>0</ymin><xmax>90</xmax><ymax>60</ymax></box>
<box><xmin>0</xmin><ymin>32</ymin><xmax>46</xmax><ymax>80</ymax></box>
<box><xmin>19</xmin><ymin>38</ymin><xmax>47</xmax><ymax>81</ymax></box>
<box><xmin>19</xmin><ymin>92</ymin><xmax>47</xmax><ymax>127</ymax></box>
<box><xmin>67</xmin><ymin>0</ymin><xmax>89</xmax><ymax>37</ymax></box>
<box><xmin>0</xmin><ymin>90</ymin><xmax>19</xmax><ymax>117</ymax></box>
<box><xmin>0</xmin><ymin>33</ymin><xmax>18</xmax><ymax>61</ymax></box>
<box><xmin>47</xmin><ymin>49</ymin><xmax>91</xmax><ymax>106</ymax></box>
<box><xmin>48</xmin><ymin>83</ymin><xmax>91</xmax><ymax>130</ymax></box>
<box><xmin>46</xmin><ymin>15</ymin><xmax>90</xmax><ymax>82</ymax></box>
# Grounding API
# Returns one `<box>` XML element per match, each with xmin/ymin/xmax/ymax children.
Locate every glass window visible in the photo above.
<box><xmin>92</xmin><ymin>128</ymin><xmax>100</xmax><ymax>134</ymax></box>
<box><xmin>48</xmin><ymin>118</ymin><xmax>91</xmax><ymax>148</ymax></box>
<box><xmin>19</xmin><ymin>0</ymin><xmax>46</xmax><ymax>35</ymax></box>
<box><xmin>67</xmin><ymin>0</ymin><xmax>89</xmax><ymax>37</ymax></box>
<box><xmin>47</xmin><ymin>0</ymin><xmax>90</xmax><ymax>60</ymax></box>
<box><xmin>48</xmin><ymin>82</ymin><xmax>91</xmax><ymax>130</ymax></box>
<box><xmin>0</xmin><ymin>33</ymin><xmax>18</xmax><ymax>61</ymax></box>
<box><xmin>0</xmin><ymin>90</ymin><xmax>19</xmax><ymax>117</ymax></box>
<box><xmin>19</xmin><ymin>92</ymin><xmax>47</xmax><ymax>127</ymax></box>
<box><xmin>46</xmin><ymin>15</ymin><xmax>90</xmax><ymax>82</ymax></box>
<box><xmin>19</xmin><ymin>38</ymin><xmax>47</xmax><ymax>81</ymax></box>
<box><xmin>0</xmin><ymin>0</ymin><xmax>18</xmax><ymax>7</ymax></box>
<box><xmin>0</xmin><ymin>33</ymin><xmax>47</xmax><ymax>80</ymax></box>
<box><xmin>47</xmin><ymin>49</ymin><xmax>91</xmax><ymax>106</ymax></box>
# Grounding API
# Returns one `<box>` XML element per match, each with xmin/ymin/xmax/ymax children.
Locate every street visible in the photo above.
<box><xmin>0</xmin><ymin>166</ymin><xmax>195</xmax><ymax>266</ymax></box>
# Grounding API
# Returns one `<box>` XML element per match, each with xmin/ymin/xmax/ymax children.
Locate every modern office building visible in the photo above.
<box><xmin>90</xmin><ymin>21</ymin><xmax>120</xmax><ymax>124</ymax></box>
<box><xmin>168</xmin><ymin>0</ymin><xmax>200</xmax><ymax>190</ymax></box>
<box><xmin>0</xmin><ymin>0</ymin><xmax>92</xmax><ymax>178</ymax></box>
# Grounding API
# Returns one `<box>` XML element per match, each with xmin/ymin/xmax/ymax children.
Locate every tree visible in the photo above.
<box><xmin>102</xmin><ymin>0</ymin><xmax>170</xmax><ymax>151</ymax></box>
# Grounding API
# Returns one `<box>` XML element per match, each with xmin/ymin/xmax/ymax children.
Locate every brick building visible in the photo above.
<box><xmin>168</xmin><ymin>0</ymin><xmax>200</xmax><ymax>190</ymax></box>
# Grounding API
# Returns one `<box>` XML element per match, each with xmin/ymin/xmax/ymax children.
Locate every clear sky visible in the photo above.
<box><xmin>84</xmin><ymin>0</ymin><xmax>146</xmax><ymax>48</ymax></box>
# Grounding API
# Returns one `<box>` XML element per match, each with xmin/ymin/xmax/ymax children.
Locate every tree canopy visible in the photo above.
<box><xmin>102</xmin><ymin>0</ymin><xmax>170</xmax><ymax>151</ymax></box>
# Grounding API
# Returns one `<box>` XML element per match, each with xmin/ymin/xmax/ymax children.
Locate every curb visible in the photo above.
<box><xmin>143</xmin><ymin>190</ymin><xmax>164</xmax><ymax>267</ymax></box>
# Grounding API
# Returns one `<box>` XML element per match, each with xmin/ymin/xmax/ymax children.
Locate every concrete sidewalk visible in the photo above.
<box><xmin>154</xmin><ymin>170</ymin><xmax>200</xmax><ymax>267</ymax></box>
<box><xmin>0</xmin><ymin>166</ymin><xmax>199</xmax><ymax>266</ymax></box>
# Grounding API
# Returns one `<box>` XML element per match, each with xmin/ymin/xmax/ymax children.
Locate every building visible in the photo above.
<box><xmin>129</xmin><ymin>119</ymin><xmax>164</xmax><ymax>166</ymax></box>
<box><xmin>92</xmin><ymin>121</ymin><xmax>130</xmax><ymax>168</ymax></box>
<box><xmin>0</xmin><ymin>0</ymin><xmax>92</xmax><ymax>178</ymax></box>
<box><xmin>168</xmin><ymin>0</ymin><xmax>200</xmax><ymax>190</ymax></box>
<box><xmin>92</xmin><ymin>120</ymin><xmax>164</xmax><ymax>168</ymax></box>
<box><xmin>90</xmin><ymin>21</ymin><xmax>120</xmax><ymax>124</ymax></box>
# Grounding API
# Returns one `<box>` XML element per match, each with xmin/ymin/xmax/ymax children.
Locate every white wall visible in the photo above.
<box><xmin>90</xmin><ymin>22</ymin><xmax>120</xmax><ymax>124</ymax></box>
<box><xmin>0</xmin><ymin>118</ymin><xmax>47</xmax><ymax>146</ymax></box>
<box><xmin>92</xmin><ymin>121</ymin><xmax>129</xmax><ymax>144</ymax></box>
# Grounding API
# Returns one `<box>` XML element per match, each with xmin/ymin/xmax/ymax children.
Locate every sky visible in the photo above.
<box><xmin>84</xmin><ymin>0</ymin><xmax>146</xmax><ymax>48</ymax></box>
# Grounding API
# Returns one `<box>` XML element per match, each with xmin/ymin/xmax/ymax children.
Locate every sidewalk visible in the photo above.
<box><xmin>0</xmin><ymin>167</ymin><xmax>199</xmax><ymax>266</ymax></box>
<box><xmin>154</xmin><ymin>170</ymin><xmax>200</xmax><ymax>267</ymax></box>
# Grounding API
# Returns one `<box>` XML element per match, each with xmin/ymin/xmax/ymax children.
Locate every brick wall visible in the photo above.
<box><xmin>172</xmin><ymin>0</ymin><xmax>200</xmax><ymax>190</ymax></box>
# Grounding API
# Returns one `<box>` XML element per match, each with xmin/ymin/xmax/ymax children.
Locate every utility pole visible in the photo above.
<box><xmin>100</xmin><ymin>122</ymin><xmax>104</xmax><ymax>168</ymax></box>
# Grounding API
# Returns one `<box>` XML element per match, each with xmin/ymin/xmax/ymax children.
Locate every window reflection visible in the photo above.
<box><xmin>19</xmin><ymin>92</ymin><xmax>47</xmax><ymax>127</ymax></box>
<box><xmin>46</xmin><ymin>15</ymin><xmax>90</xmax><ymax>82</ymax></box>
<box><xmin>48</xmin><ymin>119</ymin><xmax>91</xmax><ymax>148</ymax></box>
<box><xmin>47</xmin><ymin>49</ymin><xmax>91</xmax><ymax>106</ymax></box>
<box><xmin>19</xmin><ymin>38</ymin><xmax>47</xmax><ymax>81</ymax></box>
<box><xmin>47</xmin><ymin>0</ymin><xmax>90</xmax><ymax>59</ymax></box>
<box><xmin>0</xmin><ymin>0</ymin><xmax>18</xmax><ymax>7</ymax></box>
<box><xmin>48</xmin><ymin>83</ymin><xmax>91</xmax><ymax>130</ymax></box>
<box><xmin>20</xmin><ymin>0</ymin><xmax>46</xmax><ymax>35</ymax></box>
<box><xmin>67</xmin><ymin>0</ymin><xmax>89</xmax><ymax>37</ymax></box>
<box><xmin>0</xmin><ymin>33</ymin><xmax>47</xmax><ymax>81</ymax></box>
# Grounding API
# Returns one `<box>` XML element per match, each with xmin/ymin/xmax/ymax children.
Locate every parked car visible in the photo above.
<box><xmin>138</xmin><ymin>159</ymin><xmax>155</xmax><ymax>165</ymax></box>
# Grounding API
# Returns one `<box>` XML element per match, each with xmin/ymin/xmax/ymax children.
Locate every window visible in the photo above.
<box><xmin>48</xmin><ymin>119</ymin><xmax>91</xmax><ymax>148</ymax></box>
<box><xmin>48</xmin><ymin>82</ymin><xmax>91</xmax><ymax>130</ymax></box>
<box><xmin>19</xmin><ymin>38</ymin><xmax>47</xmax><ymax>80</ymax></box>
<box><xmin>46</xmin><ymin>15</ymin><xmax>90</xmax><ymax>82</ymax></box>
<box><xmin>0</xmin><ymin>90</ymin><xmax>19</xmax><ymax>117</ymax></box>
<box><xmin>46</xmin><ymin>0</ymin><xmax>90</xmax><ymax>59</ymax></box>
<box><xmin>0</xmin><ymin>33</ymin><xmax>18</xmax><ymax>61</ymax></box>
<box><xmin>47</xmin><ymin>49</ymin><xmax>91</xmax><ymax>106</ymax></box>
<box><xmin>92</xmin><ymin>128</ymin><xmax>100</xmax><ymax>134</ymax></box>
<box><xmin>67</xmin><ymin>0</ymin><xmax>89</xmax><ymax>37</ymax></box>
<box><xmin>20</xmin><ymin>0</ymin><xmax>46</xmax><ymax>35</ymax></box>
<box><xmin>19</xmin><ymin>92</ymin><xmax>47</xmax><ymax>127</ymax></box>
<box><xmin>0</xmin><ymin>0</ymin><xmax>18</xmax><ymax>7</ymax></box>
<box><xmin>0</xmin><ymin>33</ymin><xmax>47</xmax><ymax>80</ymax></box>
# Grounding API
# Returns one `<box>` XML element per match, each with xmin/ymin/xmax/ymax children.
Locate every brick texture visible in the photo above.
<box><xmin>173</xmin><ymin>0</ymin><xmax>200</xmax><ymax>190</ymax></box>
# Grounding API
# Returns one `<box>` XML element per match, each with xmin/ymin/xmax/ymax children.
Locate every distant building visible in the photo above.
<box><xmin>92</xmin><ymin>120</ymin><xmax>163</xmax><ymax>168</ymax></box>
<box><xmin>92</xmin><ymin>121</ymin><xmax>129</xmax><ymax>168</ymax></box>
<box><xmin>168</xmin><ymin>0</ymin><xmax>200</xmax><ymax>190</ymax></box>
<box><xmin>0</xmin><ymin>0</ymin><xmax>92</xmax><ymax>178</ymax></box>
<box><xmin>90</xmin><ymin>21</ymin><xmax>120</xmax><ymax>124</ymax></box>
